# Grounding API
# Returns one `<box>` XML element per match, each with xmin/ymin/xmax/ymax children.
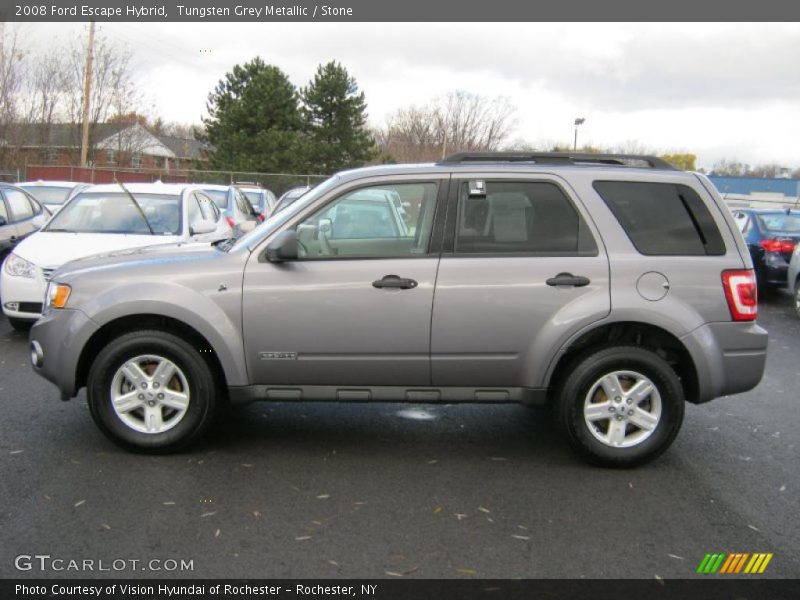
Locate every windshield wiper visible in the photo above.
<box><xmin>116</xmin><ymin>180</ymin><xmax>155</xmax><ymax>235</ymax></box>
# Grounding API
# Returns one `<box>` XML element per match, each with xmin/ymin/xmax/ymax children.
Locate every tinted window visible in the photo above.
<box><xmin>296</xmin><ymin>182</ymin><xmax>438</xmax><ymax>258</ymax></box>
<box><xmin>6</xmin><ymin>189</ymin><xmax>34</xmax><ymax>221</ymax></box>
<box><xmin>594</xmin><ymin>181</ymin><xmax>725</xmax><ymax>256</ymax></box>
<box><xmin>454</xmin><ymin>181</ymin><xmax>597</xmax><ymax>255</ymax></box>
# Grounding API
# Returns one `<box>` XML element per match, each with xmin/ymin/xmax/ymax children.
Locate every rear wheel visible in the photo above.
<box><xmin>556</xmin><ymin>345</ymin><xmax>684</xmax><ymax>468</ymax></box>
<box><xmin>87</xmin><ymin>330</ymin><xmax>217</xmax><ymax>453</ymax></box>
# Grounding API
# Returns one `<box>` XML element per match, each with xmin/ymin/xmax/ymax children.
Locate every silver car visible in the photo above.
<box><xmin>30</xmin><ymin>153</ymin><xmax>768</xmax><ymax>466</ymax></box>
<box><xmin>0</xmin><ymin>183</ymin><xmax>50</xmax><ymax>255</ymax></box>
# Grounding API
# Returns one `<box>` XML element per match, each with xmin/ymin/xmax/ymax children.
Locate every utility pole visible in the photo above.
<box><xmin>79</xmin><ymin>22</ymin><xmax>95</xmax><ymax>168</ymax></box>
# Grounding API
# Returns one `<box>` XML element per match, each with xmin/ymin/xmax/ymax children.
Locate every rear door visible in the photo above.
<box><xmin>431</xmin><ymin>175</ymin><xmax>610</xmax><ymax>388</ymax></box>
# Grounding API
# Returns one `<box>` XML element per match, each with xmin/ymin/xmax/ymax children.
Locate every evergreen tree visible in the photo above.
<box><xmin>301</xmin><ymin>61</ymin><xmax>376</xmax><ymax>173</ymax></box>
<box><xmin>204</xmin><ymin>58</ymin><xmax>306</xmax><ymax>173</ymax></box>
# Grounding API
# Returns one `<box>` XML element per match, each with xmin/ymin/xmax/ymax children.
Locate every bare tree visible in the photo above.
<box><xmin>378</xmin><ymin>91</ymin><xmax>517</xmax><ymax>163</ymax></box>
<box><xmin>0</xmin><ymin>23</ymin><xmax>26</xmax><ymax>171</ymax></box>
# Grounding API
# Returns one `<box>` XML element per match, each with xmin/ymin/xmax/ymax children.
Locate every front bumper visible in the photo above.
<box><xmin>0</xmin><ymin>269</ymin><xmax>48</xmax><ymax>320</ymax></box>
<box><xmin>30</xmin><ymin>308</ymin><xmax>99</xmax><ymax>399</ymax></box>
<box><xmin>682</xmin><ymin>321</ymin><xmax>768</xmax><ymax>403</ymax></box>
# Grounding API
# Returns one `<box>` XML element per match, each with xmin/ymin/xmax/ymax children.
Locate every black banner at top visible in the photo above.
<box><xmin>2</xmin><ymin>0</ymin><xmax>800</xmax><ymax>22</ymax></box>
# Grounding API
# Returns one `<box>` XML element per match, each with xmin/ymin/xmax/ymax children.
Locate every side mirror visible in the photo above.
<box><xmin>32</xmin><ymin>213</ymin><xmax>49</xmax><ymax>229</ymax></box>
<box><xmin>265</xmin><ymin>230</ymin><xmax>298</xmax><ymax>262</ymax></box>
<box><xmin>190</xmin><ymin>219</ymin><xmax>216</xmax><ymax>235</ymax></box>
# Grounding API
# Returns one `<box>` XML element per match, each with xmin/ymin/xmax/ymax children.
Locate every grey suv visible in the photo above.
<box><xmin>30</xmin><ymin>153</ymin><xmax>768</xmax><ymax>467</ymax></box>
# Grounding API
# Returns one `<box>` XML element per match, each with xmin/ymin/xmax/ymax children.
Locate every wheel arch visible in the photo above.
<box><xmin>76</xmin><ymin>314</ymin><xmax>230</xmax><ymax>398</ymax></box>
<box><xmin>546</xmin><ymin>321</ymin><xmax>700</xmax><ymax>405</ymax></box>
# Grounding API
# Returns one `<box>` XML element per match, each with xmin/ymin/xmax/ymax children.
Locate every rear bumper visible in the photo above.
<box><xmin>29</xmin><ymin>308</ymin><xmax>99</xmax><ymax>399</ymax></box>
<box><xmin>682</xmin><ymin>321</ymin><xmax>768</xmax><ymax>403</ymax></box>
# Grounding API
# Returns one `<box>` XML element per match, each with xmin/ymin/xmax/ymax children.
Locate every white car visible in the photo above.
<box><xmin>200</xmin><ymin>184</ymin><xmax>260</xmax><ymax>234</ymax></box>
<box><xmin>1</xmin><ymin>182</ymin><xmax>231</xmax><ymax>330</ymax></box>
<box><xmin>17</xmin><ymin>180</ymin><xmax>89</xmax><ymax>214</ymax></box>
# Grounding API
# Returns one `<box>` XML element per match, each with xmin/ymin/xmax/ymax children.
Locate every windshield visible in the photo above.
<box><xmin>45</xmin><ymin>192</ymin><xmax>182</xmax><ymax>235</ymax></box>
<box><xmin>20</xmin><ymin>185</ymin><xmax>73</xmax><ymax>205</ymax></box>
<box><xmin>757</xmin><ymin>214</ymin><xmax>800</xmax><ymax>233</ymax></box>
<box><xmin>203</xmin><ymin>189</ymin><xmax>229</xmax><ymax>209</ymax></box>
<box><xmin>230</xmin><ymin>176</ymin><xmax>340</xmax><ymax>252</ymax></box>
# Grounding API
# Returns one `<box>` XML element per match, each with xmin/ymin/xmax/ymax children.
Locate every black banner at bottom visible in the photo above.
<box><xmin>3</xmin><ymin>579</ymin><xmax>798</xmax><ymax>600</ymax></box>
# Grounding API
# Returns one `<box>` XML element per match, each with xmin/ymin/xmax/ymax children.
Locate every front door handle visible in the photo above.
<box><xmin>372</xmin><ymin>274</ymin><xmax>418</xmax><ymax>290</ymax></box>
<box><xmin>546</xmin><ymin>272</ymin><xmax>591</xmax><ymax>287</ymax></box>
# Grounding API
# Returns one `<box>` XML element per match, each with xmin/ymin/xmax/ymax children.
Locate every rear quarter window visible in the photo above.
<box><xmin>593</xmin><ymin>181</ymin><xmax>725</xmax><ymax>256</ymax></box>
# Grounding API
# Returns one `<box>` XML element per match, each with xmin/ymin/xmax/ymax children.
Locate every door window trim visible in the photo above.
<box><xmin>442</xmin><ymin>177</ymin><xmax>600</xmax><ymax>258</ymax></box>
<box><xmin>258</xmin><ymin>178</ymin><xmax>450</xmax><ymax>262</ymax></box>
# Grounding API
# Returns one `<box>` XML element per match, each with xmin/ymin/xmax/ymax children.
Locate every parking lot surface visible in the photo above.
<box><xmin>1</xmin><ymin>293</ymin><xmax>798</xmax><ymax>579</ymax></box>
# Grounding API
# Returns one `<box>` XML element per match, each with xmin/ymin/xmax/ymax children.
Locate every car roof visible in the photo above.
<box><xmin>80</xmin><ymin>182</ymin><xmax>193</xmax><ymax>195</ymax></box>
<box><xmin>199</xmin><ymin>184</ymin><xmax>231</xmax><ymax>191</ymax></box>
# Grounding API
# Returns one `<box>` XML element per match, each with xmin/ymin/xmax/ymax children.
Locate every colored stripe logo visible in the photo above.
<box><xmin>697</xmin><ymin>552</ymin><xmax>773</xmax><ymax>574</ymax></box>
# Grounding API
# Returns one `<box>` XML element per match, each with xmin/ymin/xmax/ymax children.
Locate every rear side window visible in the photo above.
<box><xmin>5</xmin><ymin>189</ymin><xmax>34</xmax><ymax>221</ymax></box>
<box><xmin>454</xmin><ymin>180</ymin><xmax>597</xmax><ymax>255</ymax></box>
<box><xmin>593</xmin><ymin>181</ymin><xmax>725</xmax><ymax>256</ymax></box>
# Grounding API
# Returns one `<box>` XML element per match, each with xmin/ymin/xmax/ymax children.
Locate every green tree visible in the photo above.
<box><xmin>662</xmin><ymin>153</ymin><xmax>697</xmax><ymax>171</ymax></box>
<box><xmin>301</xmin><ymin>61</ymin><xmax>375</xmax><ymax>173</ymax></box>
<box><xmin>204</xmin><ymin>57</ymin><xmax>306</xmax><ymax>173</ymax></box>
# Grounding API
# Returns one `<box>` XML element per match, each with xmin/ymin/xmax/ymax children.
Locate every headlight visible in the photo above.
<box><xmin>44</xmin><ymin>282</ymin><xmax>71</xmax><ymax>310</ymax></box>
<box><xmin>3</xmin><ymin>253</ymin><xmax>36</xmax><ymax>278</ymax></box>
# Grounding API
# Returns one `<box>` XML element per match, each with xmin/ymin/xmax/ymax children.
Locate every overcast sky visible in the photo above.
<box><xmin>18</xmin><ymin>22</ymin><xmax>800</xmax><ymax>169</ymax></box>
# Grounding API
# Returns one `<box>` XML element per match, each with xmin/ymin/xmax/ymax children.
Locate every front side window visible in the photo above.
<box><xmin>46</xmin><ymin>192</ymin><xmax>181</xmax><ymax>235</ymax></box>
<box><xmin>594</xmin><ymin>181</ymin><xmax>725</xmax><ymax>256</ymax></box>
<box><xmin>454</xmin><ymin>180</ymin><xmax>597</xmax><ymax>255</ymax></box>
<box><xmin>5</xmin><ymin>189</ymin><xmax>34</xmax><ymax>221</ymax></box>
<box><xmin>295</xmin><ymin>182</ymin><xmax>438</xmax><ymax>258</ymax></box>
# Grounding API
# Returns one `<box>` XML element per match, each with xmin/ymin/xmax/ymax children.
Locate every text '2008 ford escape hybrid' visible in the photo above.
<box><xmin>30</xmin><ymin>153</ymin><xmax>768</xmax><ymax>467</ymax></box>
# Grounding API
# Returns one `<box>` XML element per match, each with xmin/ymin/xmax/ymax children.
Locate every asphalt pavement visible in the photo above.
<box><xmin>1</xmin><ymin>293</ymin><xmax>798</xmax><ymax>579</ymax></box>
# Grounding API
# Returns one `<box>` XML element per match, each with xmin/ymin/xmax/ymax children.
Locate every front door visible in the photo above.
<box><xmin>243</xmin><ymin>179</ymin><xmax>447</xmax><ymax>386</ymax></box>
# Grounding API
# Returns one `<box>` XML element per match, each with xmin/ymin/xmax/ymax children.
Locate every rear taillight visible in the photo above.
<box><xmin>258</xmin><ymin>213</ymin><xmax>265</xmax><ymax>222</ymax></box>
<box><xmin>721</xmin><ymin>269</ymin><xmax>757</xmax><ymax>321</ymax></box>
<box><xmin>759</xmin><ymin>238</ymin><xmax>795</xmax><ymax>254</ymax></box>
<box><xmin>226</xmin><ymin>216</ymin><xmax>235</xmax><ymax>229</ymax></box>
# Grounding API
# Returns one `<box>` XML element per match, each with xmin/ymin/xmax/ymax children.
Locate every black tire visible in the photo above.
<box><xmin>8</xmin><ymin>317</ymin><xmax>33</xmax><ymax>332</ymax></box>
<box><xmin>87</xmin><ymin>330</ymin><xmax>217</xmax><ymax>453</ymax></box>
<box><xmin>556</xmin><ymin>345</ymin><xmax>684</xmax><ymax>468</ymax></box>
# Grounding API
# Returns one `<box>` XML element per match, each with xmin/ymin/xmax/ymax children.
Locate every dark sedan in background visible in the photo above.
<box><xmin>732</xmin><ymin>208</ymin><xmax>800</xmax><ymax>289</ymax></box>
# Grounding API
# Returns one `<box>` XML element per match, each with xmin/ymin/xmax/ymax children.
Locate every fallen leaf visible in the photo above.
<box><xmin>214</xmin><ymin>529</ymin><xmax>221</xmax><ymax>538</ymax></box>
<box><xmin>748</xmin><ymin>524</ymin><xmax>761</xmax><ymax>532</ymax></box>
<box><xmin>454</xmin><ymin>513</ymin><xmax>467</xmax><ymax>520</ymax></box>
<box><xmin>317</xmin><ymin>494</ymin><xmax>330</xmax><ymax>499</ymax></box>
<box><xmin>74</xmin><ymin>500</ymin><xmax>85</xmax><ymax>507</ymax></box>
<box><xmin>517</xmin><ymin>525</ymin><xmax>528</xmax><ymax>530</ymax></box>
<box><xmin>253</xmin><ymin>511</ymin><xmax>262</xmax><ymax>518</ymax></box>
<box><xmin>779</xmin><ymin>485</ymin><xmax>786</xmax><ymax>492</ymax></box>
<box><xmin>295</xmin><ymin>536</ymin><xmax>312</xmax><ymax>541</ymax></box>
<box><xmin>101</xmin><ymin>524</ymin><xmax>111</xmax><ymax>530</ymax></box>
<box><xmin>9</xmin><ymin>450</ymin><xmax>23</xmax><ymax>455</ymax></box>
<box><xmin>44</xmin><ymin>495</ymin><xmax>52</xmax><ymax>501</ymax></box>
<box><xmin>163</xmin><ymin>501</ymin><xmax>176</xmax><ymax>506</ymax></box>
<box><xmin>433</xmin><ymin>506</ymin><xmax>442</xmax><ymax>514</ymax></box>
<box><xmin>668</xmin><ymin>554</ymin><xmax>684</xmax><ymax>560</ymax></box>
<box><xmin>512</xmin><ymin>535</ymin><xmax>530</xmax><ymax>541</ymax></box>
<box><xmin>328</xmin><ymin>560</ymin><xmax>339</xmax><ymax>567</ymax></box>
<box><xmin>478</xmin><ymin>506</ymin><xmax>491</xmax><ymax>513</ymax></box>
<box><xmin>385</xmin><ymin>571</ymin><xmax>403</xmax><ymax>577</ymax></box>
<box><xmin>200</xmin><ymin>511</ymin><xmax>217</xmax><ymax>518</ymax></box>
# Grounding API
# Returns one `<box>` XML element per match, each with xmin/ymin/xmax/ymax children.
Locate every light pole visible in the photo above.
<box><xmin>573</xmin><ymin>117</ymin><xmax>585</xmax><ymax>151</ymax></box>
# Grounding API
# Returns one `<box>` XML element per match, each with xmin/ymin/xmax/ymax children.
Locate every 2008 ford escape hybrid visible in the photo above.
<box><xmin>29</xmin><ymin>153</ymin><xmax>768</xmax><ymax>467</ymax></box>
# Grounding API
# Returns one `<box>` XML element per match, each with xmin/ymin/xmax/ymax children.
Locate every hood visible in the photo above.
<box><xmin>12</xmin><ymin>232</ymin><xmax>183</xmax><ymax>268</ymax></box>
<box><xmin>52</xmin><ymin>239</ymin><xmax>227</xmax><ymax>284</ymax></box>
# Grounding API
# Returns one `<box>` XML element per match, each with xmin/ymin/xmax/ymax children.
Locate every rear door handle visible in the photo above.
<box><xmin>546</xmin><ymin>272</ymin><xmax>591</xmax><ymax>287</ymax></box>
<box><xmin>372</xmin><ymin>274</ymin><xmax>418</xmax><ymax>290</ymax></box>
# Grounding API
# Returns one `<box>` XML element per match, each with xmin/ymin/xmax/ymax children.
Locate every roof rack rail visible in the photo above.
<box><xmin>437</xmin><ymin>152</ymin><xmax>678</xmax><ymax>170</ymax></box>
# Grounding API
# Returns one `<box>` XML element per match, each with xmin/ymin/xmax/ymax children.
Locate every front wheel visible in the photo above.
<box><xmin>793</xmin><ymin>279</ymin><xmax>800</xmax><ymax>319</ymax></box>
<box><xmin>87</xmin><ymin>330</ymin><xmax>217</xmax><ymax>453</ymax></box>
<box><xmin>556</xmin><ymin>345</ymin><xmax>684</xmax><ymax>468</ymax></box>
